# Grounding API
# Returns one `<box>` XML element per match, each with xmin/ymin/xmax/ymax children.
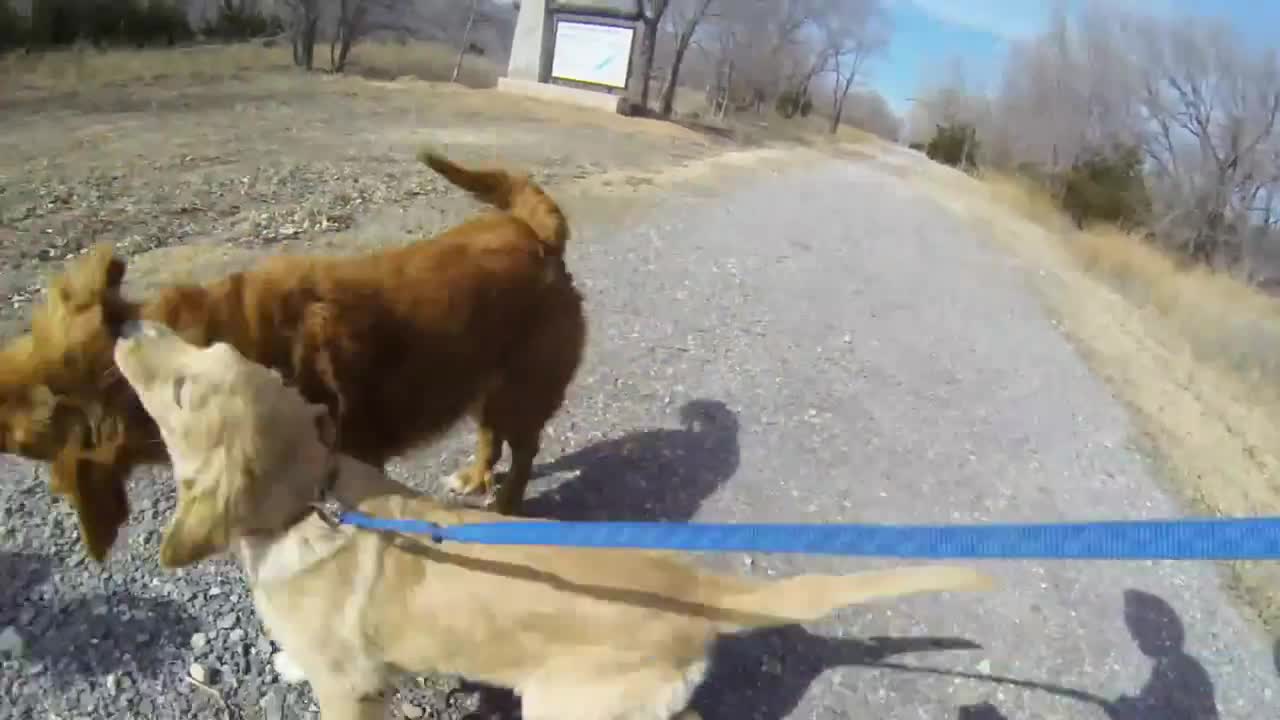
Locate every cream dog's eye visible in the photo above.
<box><xmin>173</xmin><ymin>377</ymin><xmax>186</xmax><ymax>408</ymax></box>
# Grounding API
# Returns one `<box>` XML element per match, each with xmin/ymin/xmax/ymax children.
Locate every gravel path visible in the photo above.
<box><xmin>2</xmin><ymin>150</ymin><xmax>1277</xmax><ymax>719</ymax></box>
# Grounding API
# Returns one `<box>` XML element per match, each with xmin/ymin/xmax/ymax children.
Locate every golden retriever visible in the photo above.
<box><xmin>114</xmin><ymin>319</ymin><xmax>995</xmax><ymax>720</ymax></box>
<box><xmin>0</xmin><ymin>149</ymin><xmax>585</xmax><ymax>562</ymax></box>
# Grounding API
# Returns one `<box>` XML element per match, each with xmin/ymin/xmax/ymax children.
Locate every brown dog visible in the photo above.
<box><xmin>0</xmin><ymin>149</ymin><xmax>586</xmax><ymax>562</ymax></box>
<box><xmin>114</xmin><ymin>318</ymin><xmax>994</xmax><ymax>720</ymax></box>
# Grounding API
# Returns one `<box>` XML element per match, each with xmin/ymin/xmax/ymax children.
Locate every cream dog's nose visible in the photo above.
<box><xmin>119</xmin><ymin>320</ymin><xmax>144</xmax><ymax>339</ymax></box>
<box><xmin>119</xmin><ymin>320</ymin><xmax>163</xmax><ymax>339</ymax></box>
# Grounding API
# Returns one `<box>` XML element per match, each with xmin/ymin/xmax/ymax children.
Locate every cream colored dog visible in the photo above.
<box><xmin>113</xmin><ymin>319</ymin><xmax>995</xmax><ymax>720</ymax></box>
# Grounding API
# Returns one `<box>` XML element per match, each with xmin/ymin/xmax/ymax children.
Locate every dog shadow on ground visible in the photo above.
<box><xmin>523</xmin><ymin>398</ymin><xmax>740</xmax><ymax>522</ymax></box>
<box><xmin>465</xmin><ymin>631</ymin><xmax>985</xmax><ymax>720</ymax></box>
<box><xmin>0</xmin><ymin>550</ymin><xmax>199</xmax><ymax>684</ymax></box>
<box><xmin>691</xmin><ymin>629</ymin><xmax>984</xmax><ymax>719</ymax></box>
<box><xmin>462</xmin><ymin>588</ymin><xmax>1222</xmax><ymax>718</ymax></box>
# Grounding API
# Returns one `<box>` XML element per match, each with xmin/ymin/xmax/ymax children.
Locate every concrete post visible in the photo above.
<box><xmin>507</xmin><ymin>0</ymin><xmax>549</xmax><ymax>82</ymax></box>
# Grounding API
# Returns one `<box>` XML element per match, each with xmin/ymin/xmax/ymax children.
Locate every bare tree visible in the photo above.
<box><xmin>694</xmin><ymin>0</ymin><xmax>826</xmax><ymax>117</ymax></box>
<box><xmin>657</xmin><ymin>0</ymin><xmax>716</xmax><ymax>117</ymax></box>
<box><xmin>818</xmin><ymin>0</ymin><xmax>890</xmax><ymax>134</ymax></box>
<box><xmin>626</xmin><ymin>0</ymin><xmax>671</xmax><ymax>112</ymax></box>
<box><xmin>1134</xmin><ymin>17</ymin><xmax>1280</xmax><ymax>266</ymax></box>
<box><xmin>451</xmin><ymin>0</ymin><xmax>481</xmax><ymax>83</ymax></box>
<box><xmin>330</xmin><ymin>0</ymin><xmax>368</xmax><ymax>72</ymax></box>
<box><xmin>764</xmin><ymin>0</ymin><xmax>822</xmax><ymax>103</ymax></box>
<box><xmin>282</xmin><ymin>0</ymin><xmax>320</xmax><ymax>70</ymax></box>
<box><xmin>964</xmin><ymin>1</ymin><xmax>1280</xmax><ymax>273</ymax></box>
<box><xmin>323</xmin><ymin>0</ymin><xmax>411</xmax><ymax>74</ymax></box>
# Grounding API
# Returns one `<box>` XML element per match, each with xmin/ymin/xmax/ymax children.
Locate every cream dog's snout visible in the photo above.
<box><xmin>119</xmin><ymin>320</ymin><xmax>165</xmax><ymax>340</ymax></box>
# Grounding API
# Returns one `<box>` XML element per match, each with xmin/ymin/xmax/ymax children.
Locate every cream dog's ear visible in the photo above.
<box><xmin>160</xmin><ymin>485</ymin><xmax>230</xmax><ymax>569</ymax></box>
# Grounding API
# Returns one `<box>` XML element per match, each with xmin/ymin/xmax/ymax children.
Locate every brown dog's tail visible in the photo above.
<box><xmin>417</xmin><ymin>148</ymin><xmax>569</xmax><ymax>255</ymax></box>
<box><xmin>701</xmin><ymin>565</ymin><xmax>995</xmax><ymax>631</ymax></box>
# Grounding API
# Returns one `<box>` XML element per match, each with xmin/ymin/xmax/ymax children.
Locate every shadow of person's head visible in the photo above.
<box><xmin>1123</xmin><ymin>589</ymin><xmax>1186</xmax><ymax>659</ymax></box>
<box><xmin>1107</xmin><ymin>588</ymin><xmax>1219</xmax><ymax>720</ymax></box>
<box><xmin>957</xmin><ymin>701</ymin><xmax>1010</xmax><ymax>720</ymax></box>
<box><xmin>678</xmin><ymin>398</ymin><xmax>738</xmax><ymax>435</ymax></box>
<box><xmin>525</xmin><ymin>398</ymin><xmax>740</xmax><ymax>522</ymax></box>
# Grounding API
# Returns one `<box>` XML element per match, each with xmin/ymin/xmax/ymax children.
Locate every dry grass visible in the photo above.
<box><xmin>661</xmin><ymin>85</ymin><xmax>876</xmax><ymax>148</ymax></box>
<box><xmin>897</xmin><ymin>159</ymin><xmax>1280</xmax><ymax>632</ymax></box>
<box><xmin>0</xmin><ymin>39</ymin><xmax>500</xmax><ymax>95</ymax></box>
<box><xmin>345</xmin><ymin>41</ymin><xmax>500</xmax><ymax>87</ymax></box>
<box><xmin>980</xmin><ymin>173</ymin><xmax>1280</xmax><ymax>394</ymax></box>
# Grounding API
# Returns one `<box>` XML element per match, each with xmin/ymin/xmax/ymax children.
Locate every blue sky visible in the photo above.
<box><xmin>871</xmin><ymin>0</ymin><xmax>1280</xmax><ymax>116</ymax></box>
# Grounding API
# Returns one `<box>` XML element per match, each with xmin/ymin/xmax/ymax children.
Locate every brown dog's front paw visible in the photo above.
<box><xmin>490</xmin><ymin>485</ymin><xmax>525</xmax><ymax>516</ymax></box>
<box><xmin>441</xmin><ymin>467</ymin><xmax>493</xmax><ymax>497</ymax></box>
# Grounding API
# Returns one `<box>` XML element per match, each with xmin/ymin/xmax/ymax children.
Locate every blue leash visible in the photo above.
<box><xmin>336</xmin><ymin>511</ymin><xmax>1280</xmax><ymax>560</ymax></box>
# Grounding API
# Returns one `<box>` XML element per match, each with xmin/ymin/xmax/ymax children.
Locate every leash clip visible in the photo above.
<box><xmin>311</xmin><ymin>460</ymin><xmax>344</xmax><ymax>529</ymax></box>
<box><xmin>310</xmin><ymin>496</ymin><xmax>344</xmax><ymax>530</ymax></box>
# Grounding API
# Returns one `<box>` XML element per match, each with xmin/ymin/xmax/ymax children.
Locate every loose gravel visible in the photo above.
<box><xmin>3</xmin><ymin>150</ymin><xmax>1279</xmax><ymax>720</ymax></box>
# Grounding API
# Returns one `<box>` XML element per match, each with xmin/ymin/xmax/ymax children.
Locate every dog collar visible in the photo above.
<box><xmin>308</xmin><ymin>458</ymin><xmax>344</xmax><ymax>529</ymax></box>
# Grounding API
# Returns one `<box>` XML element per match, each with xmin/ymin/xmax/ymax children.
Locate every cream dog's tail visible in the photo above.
<box><xmin>417</xmin><ymin>148</ymin><xmax>569</xmax><ymax>256</ymax></box>
<box><xmin>700</xmin><ymin>565</ymin><xmax>995</xmax><ymax>630</ymax></box>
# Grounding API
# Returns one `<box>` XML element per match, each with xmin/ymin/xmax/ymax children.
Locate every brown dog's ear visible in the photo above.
<box><xmin>310</xmin><ymin>403</ymin><xmax>338</xmax><ymax>448</ymax></box>
<box><xmin>159</xmin><ymin>486</ymin><xmax>230</xmax><ymax>569</ymax></box>
<box><xmin>100</xmin><ymin>290</ymin><xmax>139</xmax><ymax>339</ymax></box>
<box><xmin>52</xmin><ymin>446</ymin><xmax>131</xmax><ymax>563</ymax></box>
<box><xmin>52</xmin><ymin>243</ymin><xmax>126</xmax><ymax>312</ymax></box>
<box><xmin>26</xmin><ymin>384</ymin><xmax>58</xmax><ymax>432</ymax></box>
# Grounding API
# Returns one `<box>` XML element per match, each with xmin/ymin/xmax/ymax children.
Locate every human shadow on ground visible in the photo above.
<box><xmin>835</xmin><ymin>589</ymin><xmax>1219</xmax><ymax>720</ymax></box>
<box><xmin>1103</xmin><ymin>589</ymin><xmax>1219</xmax><ymax>719</ymax></box>
<box><xmin>0</xmin><ymin>551</ymin><xmax>198</xmax><ymax>684</ymax></box>
<box><xmin>523</xmin><ymin>399</ymin><xmax>740</xmax><ymax>522</ymax></box>
<box><xmin>957</xmin><ymin>702</ymin><xmax>1010</xmax><ymax>719</ymax></box>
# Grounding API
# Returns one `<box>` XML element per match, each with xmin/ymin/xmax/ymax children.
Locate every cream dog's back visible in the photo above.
<box><xmin>247</xmin><ymin>462</ymin><xmax>990</xmax><ymax>720</ymax></box>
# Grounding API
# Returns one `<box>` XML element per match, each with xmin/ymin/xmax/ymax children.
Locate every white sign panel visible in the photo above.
<box><xmin>551</xmin><ymin>21</ymin><xmax>634</xmax><ymax>89</ymax></box>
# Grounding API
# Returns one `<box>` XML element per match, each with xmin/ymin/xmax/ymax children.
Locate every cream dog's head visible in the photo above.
<box><xmin>113</xmin><ymin>320</ymin><xmax>336</xmax><ymax>569</ymax></box>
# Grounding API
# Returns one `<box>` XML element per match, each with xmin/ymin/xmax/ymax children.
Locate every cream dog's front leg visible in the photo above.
<box><xmin>271</xmin><ymin>651</ymin><xmax>307</xmax><ymax>684</ymax></box>
<box><xmin>312</xmin><ymin>679</ymin><xmax>390</xmax><ymax>720</ymax></box>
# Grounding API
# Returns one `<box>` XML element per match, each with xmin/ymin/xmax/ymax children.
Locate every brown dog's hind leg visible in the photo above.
<box><xmin>493</xmin><ymin>430</ymin><xmax>538</xmax><ymax>515</ymax></box>
<box><xmin>442</xmin><ymin>423</ymin><xmax>504</xmax><ymax>498</ymax></box>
